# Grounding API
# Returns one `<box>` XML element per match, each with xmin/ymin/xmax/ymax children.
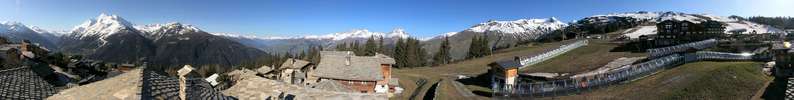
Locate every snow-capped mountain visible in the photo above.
<box><xmin>584</xmin><ymin>11</ymin><xmax>783</xmax><ymax>35</ymax></box>
<box><xmin>0</xmin><ymin>21</ymin><xmax>61</xmax><ymax>49</ymax></box>
<box><xmin>215</xmin><ymin>28</ymin><xmax>412</xmax><ymax>54</ymax></box>
<box><xmin>462</xmin><ymin>18</ymin><xmax>567</xmax><ymax>41</ymax></box>
<box><xmin>58</xmin><ymin>14</ymin><xmax>265</xmax><ymax>66</ymax></box>
<box><xmin>70</xmin><ymin>13</ymin><xmax>135</xmax><ymax>42</ymax></box>
<box><xmin>60</xmin><ymin>14</ymin><xmax>154</xmax><ymax>62</ymax></box>
<box><xmin>234</xmin><ymin>28</ymin><xmax>411</xmax><ymax>40</ymax></box>
<box><xmin>420</xmin><ymin>18</ymin><xmax>568</xmax><ymax>60</ymax></box>
<box><xmin>466</xmin><ymin>18</ymin><xmax>567</xmax><ymax>34</ymax></box>
<box><xmin>135</xmin><ymin>22</ymin><xmax>202</xmax><ymax>41</ymax></box>
<box><xmin>0</xmin><ymin>21</ymin><xmax>35</xmax><ymax>33</ymax></box>
<box><xmin>305</xmin><ymin>28</ymin><xmax>410</xmax><ymax>40</ymax></box>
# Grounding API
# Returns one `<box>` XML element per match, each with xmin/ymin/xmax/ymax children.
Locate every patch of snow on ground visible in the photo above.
<box><xmin>725</xmin><ymin>21</ymin><xmax>784</xmax><ymax>34</ymax></box>
<box><xmin>623</xmin><ymin>26</ymin><xmax>657</xmax><ymax>39</ymax></box>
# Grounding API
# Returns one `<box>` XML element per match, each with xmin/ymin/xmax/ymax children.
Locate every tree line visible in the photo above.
<box><xmin>239</xmin><ymin>34</ymin><xmax>497</xmax><ymax>69</ymax></box>
<box><xmin>748</xmin><ymin>16</ymin><xmax>794</xmax><ymax>29</ymax></box>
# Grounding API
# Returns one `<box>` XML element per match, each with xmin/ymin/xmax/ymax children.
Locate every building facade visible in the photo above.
<box><xmin>278</xmin><ymin>58</ymin><xmax>314</xmax><ymax>85</ymax></box>
<box><xmin>655</xmin><ymin>20</ymin><xmax>725</xmax><ymax>46</ymax></box>
<box><xmin>489</xmin><ymin>58</ymin><xmax>522</xmax><ymax>89</ymax></box>
<box><xmin>312</xmin><ymin>51</ymin><xmax>397</xmax><ymax>94</ymax></box>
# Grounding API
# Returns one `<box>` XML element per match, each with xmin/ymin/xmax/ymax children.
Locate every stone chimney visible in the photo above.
<box><xmin>346</xmin><ymin>51</ymin><xmax>351</xmax><ymax>66</ymax></box>
<box><xmin>20</xmin><ymin>40</ymin><xmax>30</xmax><ymax>52</ymax></box>
<box><xmin>514</xmin><ymin>56</ymin><xmax>523</xmax><ymax>65</ymax></box>
<box><xmin>177</xmin><ymin>65</ymin><xmax>194</xmax><ymax>100</ymax></box>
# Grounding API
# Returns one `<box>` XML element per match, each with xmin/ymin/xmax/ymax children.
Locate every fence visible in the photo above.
<box><xmin>518</xmin><ymin>40</ymin><xmax>589</xmax><ymax>69</ymax></box>
<box><xmin>493</xmin><ymin>51</ymin><xmax>760</xmax><ymax>98</ymax></box>
<box><xmin>684</xmin><ymin>51</ymin><xmax>757</xmax><ymax>62</ymax></box>
<box><xmin>648</xmin><ymin>39</ymin><xmax>718</xmax><ymax>59</ymax></box>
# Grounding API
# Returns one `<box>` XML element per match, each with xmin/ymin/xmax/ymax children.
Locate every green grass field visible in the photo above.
<box><xmin>391</xmin><ymin>39</ymin><xmax>583</xmax><ymax>100</ymax></box>
<box><xmin>550</xmin><ymin>61</ymin><xmax>771</xmax><ymax>100</ymax></box>
<box><xmin>521</xmin><ymin>40</ymin><xmax>646</xmax><ymax>73</ymax></box>
<box><xmin>390</xmin><ymin>39</ymin><xmax>772</xmax><ymax>100</ymax></box>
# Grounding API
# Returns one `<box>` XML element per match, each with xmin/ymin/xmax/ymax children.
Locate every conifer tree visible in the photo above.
<box><xmin>336</xmin><ymin>42</ymin><xmax>348</xmax><ymax>51</ymax></box>
<box><xmin>298</xmin><ymin>50</ymin><xmax>307</xmax><ymax>60</ymax></box>
<box><xmin>414</xmin><ymin>38</ymin><xmax>427</xmax><ymax>67</ymax></box>
<box><xmin>394</xmin><ymin>38</ymin><xmax>407</xmax><ymax>68</ymax></box>
<box><xmin>364</xmin><ymin>36</ymin><xmax>377</xmax><ymax>56</ymax></box>
<box><xmin>482</xmin><ymin>34</ymin><xmax>492</xmax><ymax>56</ymax></box>
<box><xmin>433</xmin><ymin>36</ymin><xmax>452</xmax><ymax>65</ymax></box>
<box><xmin>467</xmin><ymin>35</ymin><xmax>481</xmax><ymax>59</ymax></box>
<box><xmin>378</xmin><ymin>36</ymin><xmax>385</xmax><ymax>54</ymax></box>
<box><xmin>352</xmin><ymin>40</ymin><xmax>361</xmax><ymax>55</ymax></box>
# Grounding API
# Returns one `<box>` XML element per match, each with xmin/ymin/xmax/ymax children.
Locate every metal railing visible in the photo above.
<box><xmin>518</xmin><ymin>40</ymin><xmax>589</xmax><ymax>69</ymax></box>
<box><xmin>494</xmin><ymin>51</ymin><xmax>760</xmax><ymax>98</ymax></box>
<box><xmin>648</xmin><ymin>39</ymin><xmax>718</xmax><ymax>59</ymax></box>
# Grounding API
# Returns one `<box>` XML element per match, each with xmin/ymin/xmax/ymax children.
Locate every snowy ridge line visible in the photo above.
<box><xmin>466</xmin><ymin>17</ymin><xmax>567</xmax><ymax>34</ymax></box>
<box><xmin>213</xmin><ymin>28</ymin><xmax>412</xmax><ymax>40</ymax></box>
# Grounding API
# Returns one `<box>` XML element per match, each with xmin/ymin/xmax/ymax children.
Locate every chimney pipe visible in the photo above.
<box><xmin>346</xmin><ymin>51</ymin><xmax>351</xmax><ymax>66</ymax></box>
<box><xmin>514</xmin><ymin>56</ymin><xmax>521</xmax><ymax>62</ymax></box>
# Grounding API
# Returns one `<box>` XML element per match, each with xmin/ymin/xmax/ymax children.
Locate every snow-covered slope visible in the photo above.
<box><xmin>135</xmin><ymin>22</ymin><xmax>202</xmax><ymax>41</ymax></box>
<box><xmin>465</xmin><ymin>17</ymin><xmax>567</xmax><ymax>37</ymax></box>
<box><xmin>215</xmin><ymin>28</ymin><xmax>410</xmax><ymax>41</ymax></box>
<box><xmin>302</xmin><ymin>28</ymin><xmax>410</xmax><ymax>40</ymax></box>
<box><xmin>588</xmin><ymin>11</ymin><xmax>701</xmax><ymax>23</ymax></box>
<box><xmin>418</xmin><ymin>17</ymin><xmax>568</xmax><ymax>60</ymax></box>
<box><xmin>723</xmin><ymin>21</ymin><xmax>782</xmax><ymax>34</ymax></box>
<box><xmin>588</xmin><ymin>11</ymin><xmax>783</xmax><ymax>35</ymax></box>
<box><xmin>58</xmin><ymin>13</ymin><xmax>265</xmax><ymax>66</ymax></box>
<box><xmin>69</xmin><ymin>13</ymin><xmax>136</xmax><ymax>44</ymax></box>
<box><xmin>622</xmin><ymin>26</ymin><xmax>657</xmax><ymax>39</ymax></box>
<box><xmin>214</xmin><ymin>28</ymin><xmax>412</xmax><ymax>54</ymax></box>
<box><xmin>0</xmin><ymin>21</ymin><xmax>36</xmax><ymax>33</ymax></box>
<box><xmin>0</xmin><ymin>21</ymin><xmax>61</xmax><ymax>48</ymax></box>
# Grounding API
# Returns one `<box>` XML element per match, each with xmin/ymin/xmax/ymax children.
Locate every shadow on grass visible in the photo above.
<box><xmin>761</xmin><ymin>77</ymin><xmax>786</xmax><ymax>100</ymax></box>
<box><xmin>423</xmin><ymin>80</ymin><xmax>440</xmax><ymax>100</ymax></box>
<box><xmin>472</xmin><ymin>91</ymin><xmax>493</xmax><ymax>97</ymax></box>
<box><xmin>455</xmin><ymin>71</ymin><xmax>493</xmax><ymax>97</ymax></box>
<box><xmin>609</xmin><ymin>43</ymin><xmax>647</xmax><ymax>53</ymax></box>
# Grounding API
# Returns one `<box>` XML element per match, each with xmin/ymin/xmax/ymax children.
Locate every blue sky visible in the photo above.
<box><xmin>0</xmin><ymin>0</ymin><xmax>791</xmax><ymax>38</ymax></box>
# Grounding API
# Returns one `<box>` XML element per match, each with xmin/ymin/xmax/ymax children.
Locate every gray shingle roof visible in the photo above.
<box><xmin>141</xmin><ymin>69</ymin><xmax>237</xmax><ymax>100</ymax></box>
<box><xmin>375</xmin><ymin>54</ymin><xmax>396</xmax><ymax>64</ymax></box>
<box><xmin>490</xmin><ymin>59</ymin><xmax>522</xmax><ymax>69</ymax></box>
<box><xmin>312</xmin><ymin>79</ymin><xmax>354</xmax><ymax>92</ymax></box>
<box><xmin>313</xmin><ymin>51</ymin><xmax>387</xmax><ymax>81</ymax></box>
<box><xmin>0</xmin><ymin>67</ymin><xmax>58</xmax><ymax>99</ymax></box>
<box><xmin>280</xmin><ymin>58</ymin><xmax>311</xmax><ymax>70</ymax></box>
<box><xmin>256</xmin><ymin>65</ymin><xmax>273</xmax><ymax>74</ymax></box>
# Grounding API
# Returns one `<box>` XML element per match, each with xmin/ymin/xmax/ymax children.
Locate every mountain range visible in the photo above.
<box><xmin>0</xmin><ymin>11</ymin><xmax>785</xmax><ymax>65</ymax></box>
<box><xmin>0</xmin><ymin>21</ymin><xmax>61</xmax><ymax>49</ymax></box>
<box><xmin>3</xmin><ymin>14</ymin><xmax>266</xmax><ymax>67</ymax></box>
<box><xmin>214</xmin><ymin>28</ymin><xmax>410</xmax><ymax>54</ymax></box>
